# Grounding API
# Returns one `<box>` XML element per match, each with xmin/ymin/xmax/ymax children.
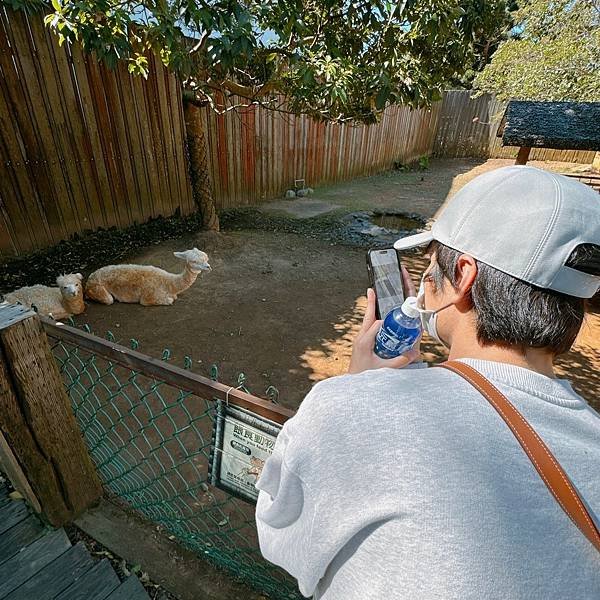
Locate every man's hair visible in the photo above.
<box><xmin>429</xmin><ymin>241</ymin><xmax>600</xmax><ymax>355</ymax></box>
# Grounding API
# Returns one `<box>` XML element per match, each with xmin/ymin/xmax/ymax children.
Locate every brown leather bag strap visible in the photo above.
<box><xmin>436</xmin><ymin>360</ymin><xmax>600</xmax><ymax>553</ymax></box>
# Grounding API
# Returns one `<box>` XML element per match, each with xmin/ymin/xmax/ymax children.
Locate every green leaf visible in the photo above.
<box><xmin>375</xmin><ymin>86</ymin><xmax>390</xmax><ymax>110</ymax></box>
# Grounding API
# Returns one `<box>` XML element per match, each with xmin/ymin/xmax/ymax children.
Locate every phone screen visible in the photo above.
<box><xmin>368</xmin><ymin>249</ymin><xmax>405</xmax><ymax>319</ymax></box>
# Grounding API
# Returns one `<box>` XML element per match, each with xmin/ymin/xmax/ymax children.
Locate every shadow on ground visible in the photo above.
<box><xmin>70</xmin><ymin>159</ymin><xmax>599</xmax><ymax>413</ymax></box>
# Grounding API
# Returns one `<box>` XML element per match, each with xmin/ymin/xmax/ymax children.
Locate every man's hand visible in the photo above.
<box><xmin>348</xmin><ymin>266</ymin><xmax>420</xmax><ymax>375</ymax></box>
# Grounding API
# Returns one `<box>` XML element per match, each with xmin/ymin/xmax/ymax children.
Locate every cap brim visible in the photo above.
<box><xmin>393</xmin><ymin>230</ymin><xmax>434</xmax><ymax>251</ymax></box>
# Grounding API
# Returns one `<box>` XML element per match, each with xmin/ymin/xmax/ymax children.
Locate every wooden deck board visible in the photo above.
<box><xmin>105</xmin><ymin>574</ymin><xmax>150</xmax><ymax>600</ymax></box>
<box><xmin>0</xmin><ymin>483</ymin><xmax>150</xmax><ymax>600</ymax></box>
<box><xmin>0</xmin><ymin>529</ymin><xmax>71</xmax><ymax>598</ymax></box>
<box><xmin>5</xmin><ymin>542</ymin><xmax>94</xmax><ymax>600</ymax></box>
<box><xmin>0</xmin><ymin>500</ymin><xmax>29</xmax><ymax>536</ymax></box>
<box><xmin>0</xmin><ymin>515</ymin><xmax>45</xmax><ymax>565</ymax></box>
<box><xmin>53</xmin><ymin>559</ymin><xmax>120</xmax><ymax>600</ymax></box>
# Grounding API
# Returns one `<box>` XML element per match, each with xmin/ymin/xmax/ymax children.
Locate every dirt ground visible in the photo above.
<box><xmin>75</xmin><ymin>158</ymin><xmax>600</xmax><ymax>412</ymax></box>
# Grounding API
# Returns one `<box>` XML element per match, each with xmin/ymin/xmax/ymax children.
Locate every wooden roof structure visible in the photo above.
<box><xmin>496</xmin><ymin>101</ymin><xmax>600</xmax><ymax>172</ymax></box>
<box><xmin>497</xmin><ymin>101</ymin><xmax>600</xmax><ymax>151</ymax></box>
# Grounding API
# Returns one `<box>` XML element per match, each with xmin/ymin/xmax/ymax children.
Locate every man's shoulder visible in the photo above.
<box><xmin>313</xmin><ymin>364</ymin><xmax>451</xmax><ymax>395</ymax></box>
<box><xmin>297</xmin><ymin>364</ymin><xmax>455</xmax><ymax>422</ymax></box>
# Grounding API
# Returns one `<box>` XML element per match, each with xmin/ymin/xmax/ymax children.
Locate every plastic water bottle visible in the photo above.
<box><xmin>374</xmin><ymin>297</ymin><xmax>421</xmax><ymax>358</ymax></box>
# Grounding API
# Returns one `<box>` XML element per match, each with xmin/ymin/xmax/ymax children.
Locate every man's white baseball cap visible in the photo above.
<box><xmin>393</xmin><ymin>166</ymin><xmax>600</xmax><ymax>298</ymax></box>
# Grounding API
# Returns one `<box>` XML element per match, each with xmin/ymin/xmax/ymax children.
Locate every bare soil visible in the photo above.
<box><xmin>74</xmin><ymin>158</ymin><xmax>600</xmax><ymax>412</ymax></box>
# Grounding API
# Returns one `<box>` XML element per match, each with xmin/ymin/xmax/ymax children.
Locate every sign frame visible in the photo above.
<box><xmin>208</xmin><ymin>400</ymin><xmax>282</xmax><ymax>504</ymax></box>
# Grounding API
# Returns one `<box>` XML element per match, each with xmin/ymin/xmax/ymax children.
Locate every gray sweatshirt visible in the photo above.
<box><xmin>255</xmin><ymin>359</ymin><xmax>600</xmax><ymax>599</ymax></box>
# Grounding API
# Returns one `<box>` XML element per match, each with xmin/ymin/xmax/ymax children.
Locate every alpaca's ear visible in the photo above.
<box><xmin>76</xmin><ymin>273</ymin><xmax>83</xmax><ymax>281</ymax></box>
<box><xmin>173</xmin><ymin>251</ymin><xmax>185</xmax><ymax>259</ymax></box>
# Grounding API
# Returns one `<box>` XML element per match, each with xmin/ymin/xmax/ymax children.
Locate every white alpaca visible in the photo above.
<box><xmin>4</xmin><ymin>274</ymin><xmax>85</xmax><ymax>320</ymax></box>
<box><xmin>85</xmin><ymin>248</ymin><xmax>211</xmax><ymax>306</ymax></box>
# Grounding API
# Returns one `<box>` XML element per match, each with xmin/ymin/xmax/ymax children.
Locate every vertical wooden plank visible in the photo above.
<box><xmin>224</xmin><ymin>97</ymin><xmax>235</xmax><ymax>204</ymax></box>
<box><xmin>207</xmin><ymin>106</ymin><xmax>223</xmax><ymax>208</ymax></box>
<box><xmin>322</xmin><ymin>121</ymin><xmax>331</xmax><ymax>183</ymax></box>
<box><xmin>0</xmin><ymin>11</ymin><xmax>66</xmax><ymax>244</ymax></box>
<box><xmin>294</xmin><ymin>113</ymin><xmax>302</xmax><ymax>188</ymax></box>
<box><xmin>168</xmin><ymin>74</ymin><xmax>192</xmax><ymax>215</ymax></box>
<box><xmin>132</xmin><ymin>61</ymin><xmax>163</xmax><ymax>218</ymax></box>
<box><xmin>241</xmin><ymin>103</ymin><xmax>250</xmax><ymax>205</ymax></box>
<box><xmin>9</xmin><ymin>12</ymin><xmax>75</xmax><ymax>240</ymax></box>
<box><xmin>232</xmin><ymin>102</ymin><xmax>243</xmax><ymax>205</ymax></box>
<box><xmin>47</xmin><ymin>34</ymin><xmax>103</xmax><ymax>231</ymax></box>
<box><xmin>212</xmin><ymin>96</ymin><xmax>223</xmax><ymax>207</ymax></box>
<box><xmin>98</xmin><ymin>63</ymin><xmax>140</xmax><ymax>225</ymax></box>
<box><xmin>147</xmin><ymin>53</ymin><xmax>172</xmax><ymax>217</ymax></box>
<box><xmin>149</xmin><ymin>61</ymin><xmax>175</xmax><ymax>216</ymax></box>
<box><xmin>0</xmin><ymin>187</ymin><xmax>19</xmax><ymax>256</ymax></box>
<box><xmin>67</xmin><ymin>46</ymin><xmax>110</xmax><ymax>228</ymax></box>
<box><xmin>0</xmin><ymin>95</ymin><xmax>40</xmax><ymax>252</ymax></box>
<box><xmin>153</xmin><ymin>60</ymin><xmax>177</xmax><ymax>216</ymax></box>
<box><xmin>267</xmin><ymin>105</ymin><xmax>274</xmax><ymax>198</ymax></box>
<box><xmin>85</xmin><ymin>55</ymin><xmax>129</xmax><ymax>226</ymax></box>
<box><xmin>115</xmin><ymin>62</ymin><xmax>150</xmax><ymax>222</ymax></box>
<box><xmin>161</xmin><ymin>70</ymin><xmax>181</xmax><ymax>214</ymax></box>
<box><xmin>28</xmin><ymin>15</ymin><xmax>85</xmax><ymax>237</ymax></box>
<box><xmin>171</xmin><ymin>73</ymin><xmax>194</xmax><ymax>215</ymax></box>
<box><xmin>281</xmin><ymin>107</ymin><xmax>290</xmax><ymax>192</ymax></box>
<box><xmin>260</xmin><ymin>104</ymin><xmax>268</xmax><ymax>201</ymax></box>
<box><xmin>70</xmin><ymin>45</ymin><xmax>117</xmax><ymax>227</ymax></box>
<box><xmin>215</xmin><ymin>95</ymin><xmax>229</xmax><ymax>203</ymax></box>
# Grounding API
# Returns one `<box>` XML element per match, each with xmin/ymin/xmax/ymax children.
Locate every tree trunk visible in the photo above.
<box><xmin>183</xmin><ymin>100</ymin><xmax>219</xmax><ymax>231</ymax></box>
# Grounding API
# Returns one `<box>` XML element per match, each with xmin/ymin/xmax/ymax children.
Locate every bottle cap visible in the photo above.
<box><xmin>401</xmin><ymin>296</ymin><xmax>420</xmax><ymax>319</ymax></box>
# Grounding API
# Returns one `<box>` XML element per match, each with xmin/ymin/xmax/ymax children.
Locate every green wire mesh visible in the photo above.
<box><xmin>48</xmin><ymin>329</ymin><xmax>299</xmax><ymax>600</ymax></box>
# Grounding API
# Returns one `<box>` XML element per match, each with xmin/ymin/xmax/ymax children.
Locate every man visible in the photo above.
<box><xmin>255</xmin><ymin>166</ymin><xmax>600</xmax><ymax>599</ymax></box>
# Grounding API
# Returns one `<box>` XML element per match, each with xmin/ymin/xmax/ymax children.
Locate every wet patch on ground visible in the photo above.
<box><xmin>220</xmin><ymin>207</ymin><xmax>427</xmax><ymax>248</ymax></box>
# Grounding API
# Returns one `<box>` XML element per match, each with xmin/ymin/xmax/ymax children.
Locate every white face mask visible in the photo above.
<box><xmin>415</xmin><ymin>276</ymin><xmax>453</xmax><ymax>347</ymax></box>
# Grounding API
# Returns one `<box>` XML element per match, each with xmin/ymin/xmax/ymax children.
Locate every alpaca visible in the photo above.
<box><xmin>85</xmin><ymin>248</ymin><xmax>211</xmax><ymax>306</ymax></box>
<box><xmin>4</xmin><ymin>273</ymin><xmax>85</xmax><ymax>320</ymax></box>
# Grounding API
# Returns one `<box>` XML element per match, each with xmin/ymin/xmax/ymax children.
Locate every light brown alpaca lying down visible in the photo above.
<box><xmin>85</xmin><ymin>248</ymin><xmax>211</xmax><ymax>306</ymax></box>
<box><xmin>4</xmin><ymin>274</ymin><xmax>85</xmax><ymax>320</ymax></box>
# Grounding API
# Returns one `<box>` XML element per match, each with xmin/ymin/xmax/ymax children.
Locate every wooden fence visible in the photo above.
<box><xmin>200</xmin><ymin>97</ymin><xmax>442</xmax><ymax>209</ymax></box>
<box><xmin>433</xmin><ymin>90</ymin><xmax>597</xmax><ymax>163</ymax></box>
<box><xmin>0</xmin><ymin>8</ymin><xmax>194</xmax><ymax>257</ymax></box>
<box><xmin>1</xmin><ymin>6</ymin><xmax>595</xmax><ymax>258</ymax></box>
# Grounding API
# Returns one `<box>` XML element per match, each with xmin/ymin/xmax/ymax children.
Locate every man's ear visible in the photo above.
<box><xmin>454</xmin><ymin>254</ymin><xmax>477</xmax><ymax>308</ymax></box>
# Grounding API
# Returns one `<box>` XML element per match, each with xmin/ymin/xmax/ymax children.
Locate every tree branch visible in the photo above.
<box><xmin>190</xmin><ymin>29</ymin><xmax>211</xmax><ymax>54</ymax></box>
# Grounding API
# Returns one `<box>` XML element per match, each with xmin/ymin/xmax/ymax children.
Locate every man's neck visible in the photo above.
<box><xmin>448</xmin><ymin>339</ymin><xmax>556</xmax><ymax>378</ymax></box>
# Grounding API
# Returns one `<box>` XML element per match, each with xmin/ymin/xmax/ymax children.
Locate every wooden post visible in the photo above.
<box><xmin>515</xmin><ymin>146</ymin><xmax>531</xmax><ymax>165</ymax></box>
<box><xmin>592</xmin><ymin>152</ymin><xmax>600</xmax><ymax>172</ymax></box>
<box><xmin>0</xmin><ymin>304</ymin><xmax>102</xmax><ymax>526</ymax></box>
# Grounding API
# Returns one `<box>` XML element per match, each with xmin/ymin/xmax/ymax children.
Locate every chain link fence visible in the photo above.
<box><xmin>44</xmin><ymin>318</ymin><xmax>300</xmax><ymax>600</ymax></box>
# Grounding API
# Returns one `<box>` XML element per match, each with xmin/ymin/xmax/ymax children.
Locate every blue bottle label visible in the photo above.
<box><xmin>374</xmin><ymin>316</ymin><xmax>420</xmax><ymax>359</ymax></box>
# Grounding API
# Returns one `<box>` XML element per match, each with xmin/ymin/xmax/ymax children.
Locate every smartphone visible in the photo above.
<box><xmin>366</xmin><ymin>248</ymin><xmax>405</xmax><ymax>319</ymax></box>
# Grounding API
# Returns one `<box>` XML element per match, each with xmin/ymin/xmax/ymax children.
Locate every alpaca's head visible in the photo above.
<box><xmin>174</xmin><ymin>248</ymin><xmax>211</xmax><ymax>273</ymax></box>
<box><xmin>56</xmin><ymin>273</ymin><xmax>84</xmax><ymax>299</ymax></box>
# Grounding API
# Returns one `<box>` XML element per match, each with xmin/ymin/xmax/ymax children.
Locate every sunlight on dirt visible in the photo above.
<box><xmin>299</xmin><ymin>252</ymin><xmax>599</xmax><ymax>412</ymax></box>
<box><xmin>300</xmin><ymin>295</ymin><xmax>365</xmax><ymax>381</ymax></box>
<box><xmin>556</xmin><ymin>311</ymin><xmax>600</xmax><ymax>411</ymax></box>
